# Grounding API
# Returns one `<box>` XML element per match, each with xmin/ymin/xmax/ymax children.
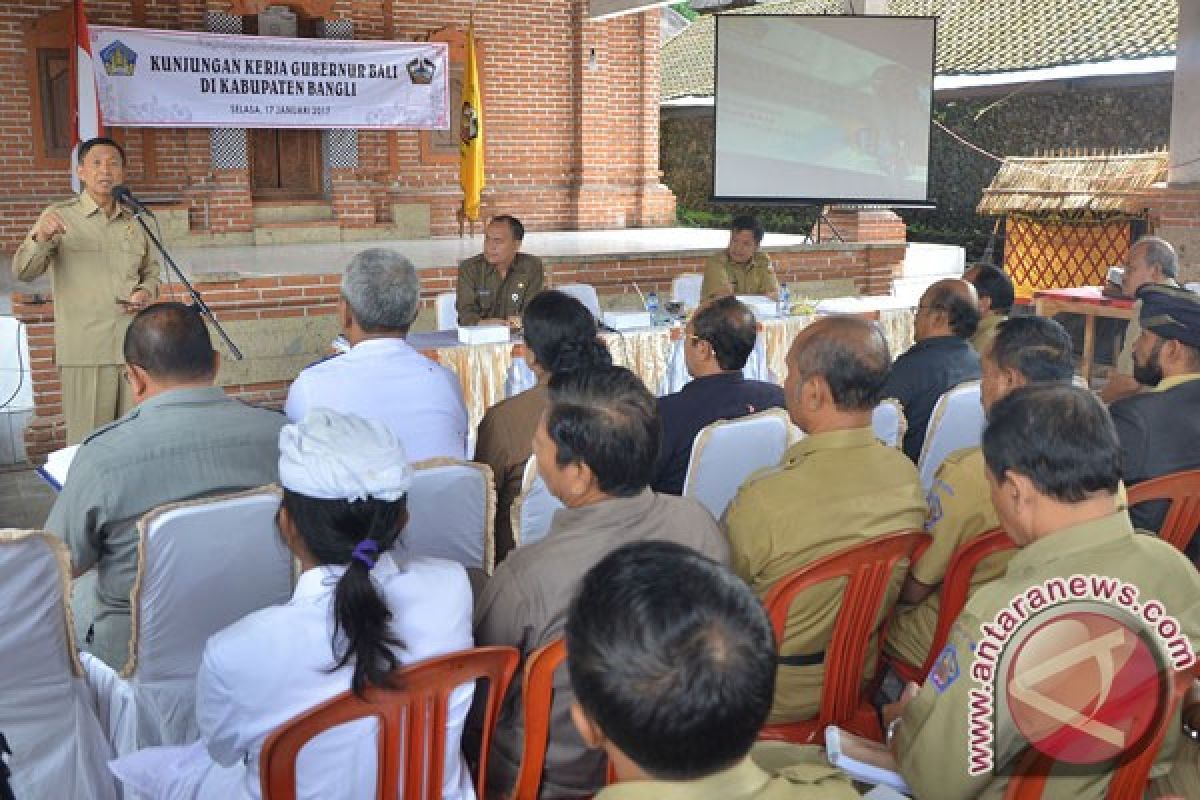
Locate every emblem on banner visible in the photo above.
<box><xmin>461</xmin><ymin>103</ymin><xmax>480</xmax><ymax>145</ymax></box>
<box><xmin>100</xmin><ymin>40</ymin><xmax>138</xmax><ymax>77</ymax></box>
<box><xmin>406</xmin><ymin>57</ymin><xmax>437</xmax><ymax>85</ymax></box>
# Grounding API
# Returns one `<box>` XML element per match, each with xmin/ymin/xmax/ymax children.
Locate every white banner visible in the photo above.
<box><xmin>89</xmin><ymin>26</ymin><xmax>449</xmax><ymax>130</ymax></box>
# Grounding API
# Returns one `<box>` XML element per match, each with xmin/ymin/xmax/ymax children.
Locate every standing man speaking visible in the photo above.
<box><xmin>12</xmin><ymin>137</ymin><xmax>160</xmax><ymax>444</ymax></box>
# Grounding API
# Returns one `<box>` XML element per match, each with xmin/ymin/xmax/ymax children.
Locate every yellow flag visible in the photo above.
<box><xmin>459</xmin><ymin>22</ymin><xmax>485</xmax><ymax>222</ymax></box>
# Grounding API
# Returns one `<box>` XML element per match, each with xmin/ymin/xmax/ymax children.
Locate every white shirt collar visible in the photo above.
<box><xmin>348</xmin><ymin>337</ymin><xmax>415</xmax><ymax>357</ymax></box>
<box><xmin>292</xmin><ymin>552</ymin><xmax>400</xmax><ymax>603</ymax></box>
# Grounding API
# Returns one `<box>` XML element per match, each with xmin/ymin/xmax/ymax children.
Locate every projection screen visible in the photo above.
<box><xmin>713</xmin><ymin>15</ymin><xmax>936</xmax><ymax>205</ymax></box>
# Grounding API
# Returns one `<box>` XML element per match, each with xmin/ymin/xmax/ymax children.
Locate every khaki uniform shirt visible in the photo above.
<box><xmin>455</xmin><ymin>252</ymin><xmax>545</xmax><ymax>326</ymax></box>
<box><xmin>474</xmin><ymin>489</ymin><xmax>729</xmax><ymax>797</ymax></box>
<box><xmin>12</xmin><ymin>192</ymin><xmax>161</xmax><ymax>365</ymax></box>
<box><xmin>723</xmin><ymin>427</ymin><xmax>927</xmax><ymax>722</ymax></box>
<box><xmin>700</xmin><ymin>251</ymin><xmax>779</xmax><ymax>300</ymax></box>
<box><xmin>895</xmin><ymin>512</ymin><xmax>1200</xmax><ymax>800</ymax></box>
<box><xmin>595</xmin><ymin>743</ymin><xmax>860</xmax><ymax>800</ymax></box>
<box><xmin>44</xmin><ymin>387</ymin><xmax>284</xmax><ymax>670</ymax></box>
<box><xmin>969</xmin><ymin>312</ymin><xmax>1006</xmax><ymax>355</ymax></box>
<box><xmin>885</xmin><ymin>447</ymin><xmax>1010</xmax><ymax>667</ymax></box>
<box><xmin>472</xmin><ymin>382</ymin><xmax>548</xmax><ymax>560</ymax></box>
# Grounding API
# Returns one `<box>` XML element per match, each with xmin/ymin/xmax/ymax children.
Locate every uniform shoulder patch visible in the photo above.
<box><xmin>928</xmin><ymin>642</ymin><xmax>961</xmax><ymax>693</ymax></box>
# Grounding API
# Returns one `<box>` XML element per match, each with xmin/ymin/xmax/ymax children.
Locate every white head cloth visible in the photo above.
<box><xmin>279</xmin><ymin>409</ymin><xmax>413</xmax><ymax>502</ymax></box>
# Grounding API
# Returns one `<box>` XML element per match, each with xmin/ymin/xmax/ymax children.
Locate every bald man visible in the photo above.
<box><xmin>882</xmin><ymin>279</ymin><xmax>982</xmax><ymax>461</ymax></box>
<box><xmin>724</xmin><ymin>316</ymin><xmax>926</xmax><ymax>723</ymax></box>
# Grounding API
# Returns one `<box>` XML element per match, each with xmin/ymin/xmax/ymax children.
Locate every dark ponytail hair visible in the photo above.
<box><xmin>522</xmin><ymin>290</ymin><xmax>612</xmax><ymax>378</ymax></box>
<box><xmin>282</xmin><ymin>489</ymin><xmax>409</xmax><ymax>697</ymax></box>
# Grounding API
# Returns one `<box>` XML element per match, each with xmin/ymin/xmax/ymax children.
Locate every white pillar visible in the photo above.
<box><xmin>1170</xmin><ymin>0</ymin><xmax>1200</xmax><ymax>185</ymax></box>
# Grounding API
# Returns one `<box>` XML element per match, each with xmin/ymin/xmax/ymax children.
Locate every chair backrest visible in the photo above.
<box><xmin>1126</xmin><ymin>469</ymin><xmax>1200</xmax><ymax>554</ymax></box>
<box><xmin>398</xmin><ymin>459</ymin><xmax>496</xmax><ymax>574</ymax></box>
<box><xmin>761</xmin><ymin>531</ymin><xmax>925</xmax><ymax>731</ymax></box>
<box><xmin>128</xmin><ymin>487</ymin><xmax>291</xmax><ymax>744</ymax></box>
<box><xmin>511</xmin><ymin>456</ymin><xmax>564</xmax><ymax>549</ymax></box>
<box><xmin>671</xmin><ymin>273</ymin><xmax>704</xmax><ymax>310</ymax></box>
<box><xmin>0</xmin><ymin>530</ymin><xmax>117</xmax><ymax>799</ymax></box>
<box><xmin>871</xmin><ymin>398</ymin><xmax>907</xmax><ymax>449</ymax></box>
<box><xmin>435</xmin><ymin>291</ymin><xmax>458</xmax><ymax>331</ymax></box>
<box><xmin>682</xmin><ymin>409</ymin><xmax>791</xmax><ymax>519</ymax></box>
<box><xmin>919</xmin><ymin>528</ymin><xmax>1017</xmax><ymax>677</ymax></box>
<box><xmin>918</xmin><ymin>381</ymin><xmax>985</xmax><ymax>491</ymax></box>
<box><xmin>260</xmin><ymin>646</ymin><xmax>519</xmax><ymax>800</ymax></box>
<box><xmin>557</xmin><ymin>283</ymin><xmax>602</xmax><ymax>319</ymax></box>
<box><xmin>1002</xmin><ymin>663</ymin><xmax>1197</xmax><ymax>799</ymax></box>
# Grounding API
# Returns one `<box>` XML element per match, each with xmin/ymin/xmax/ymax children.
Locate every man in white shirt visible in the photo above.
<box><xmin>285</xmin><ymin>248</ymin><xmax>469</xmax><ymax>461</ymax></box>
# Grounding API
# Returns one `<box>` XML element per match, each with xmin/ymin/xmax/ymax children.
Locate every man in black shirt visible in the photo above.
<box><xmin>652</xmin><ymin>296</ymin><xmax>785</xmax><ymax>495</ymax></box>
<box><xmin>882</xmin><ymin>278</ymin><xmax>982</xmax><ymax>462</ymax></box>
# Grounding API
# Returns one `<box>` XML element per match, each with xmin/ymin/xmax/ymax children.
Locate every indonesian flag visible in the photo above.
<box><xmin>69</xmin><ymin>0</ymin><xmax>103</xmax><ymax>193</ymax></box>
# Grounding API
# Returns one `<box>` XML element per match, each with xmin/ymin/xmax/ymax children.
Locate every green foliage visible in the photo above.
<box><xmin>670</xmin><ymin>3</ymin><xmax>698</xmax><ymax>20</ymax></box>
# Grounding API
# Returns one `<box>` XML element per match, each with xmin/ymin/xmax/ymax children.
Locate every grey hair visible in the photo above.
<box><xmin>340</xmin><ymin>248</ymin><xmax>420</xmax><ymax>331</ymax></box>
<box><xmin>1133</xmin><ymin>236</ymin><xmax>1179</xmax><ymax>279</ymax></box>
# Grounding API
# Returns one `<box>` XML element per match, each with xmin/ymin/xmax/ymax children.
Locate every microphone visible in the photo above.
<box><xmin>112</xmin><ymin>185</ymin><xmax>155</xmax><ymax>216</ymax></box>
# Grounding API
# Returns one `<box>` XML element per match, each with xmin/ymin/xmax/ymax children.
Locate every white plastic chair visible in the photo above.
<box><xmin>0</xmin><ymin>530</ymin><xmax>118</xmax><ymax>800</ymax></box>
<box><xmin>671</xmin><ymin>273</ymin><xmax>704</xmax><ymax>310</ymax></box>
<box><xmin>658</xmin><ymin>334</ymin><xmax>773</xmax><ymax>396</ymax></box>
<box><xmin>917</xmin><ymin>381</ymin><xmax>986</xmax><ymax>491</ymax></box>
<box><xmin>557</xmin><ymin>283</ymin><xmax>602</xmax><ymax>319</ymax></box>
<box><xmin>506</xmin><ymin>358</ymin><xmax>538</xmax><ymax>398</ymax></box>
<box><xmin>83</xmin><ymin>487</ymin><xmax>291</xmax><ymax>756</ymax></box>
<box><xmin>510</xmin><ymin>456</ymin><xmax>564</xmax><ymax>549</ymax></box>
<box><xmin>397</xmin><ymin>459</ymin><xmax>496</xmax><ymax>574</ymax></box>
<box><xmin>682</xmin><ymin>409</ymin><xmax>792</xmax><ymax>520</ymax></box>
<box><xmin>871</xmin><ymin>398</ymin><xmax>907</xmax><ymax>449</ymax></box>
<box><xmin>436</xmin><ymin>291</ymin><xmax>459</xmax><ymax>330</ymax></box>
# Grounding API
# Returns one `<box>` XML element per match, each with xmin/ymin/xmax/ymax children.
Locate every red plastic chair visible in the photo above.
<box><xmin>1003</xmin><ymin>663</ymin><xmax>1198</xmax><ymax>799</ymax></box>
<box><xmin>510</xmin><ymin>638</ymin><xmax>613</xmax><ymax>800</ymax></box>
<box><xmin>758</xmin><ymin>530</ymin><xmax>926</xmax><ymax>745</ymax></box>
<box><xmin>1127</xmin><ymin>469</ymin><xmax>1200</xmax><ymax>554</ymax></box>
<box><xmin>259</xmin><ymin>646</ymin><xmax>519</xmax><ymax>800</ymax></box>
<box><xmin>892</xmin><ymin>528</ymin><xmax>1018</xmax><ymax>685</ymax></box>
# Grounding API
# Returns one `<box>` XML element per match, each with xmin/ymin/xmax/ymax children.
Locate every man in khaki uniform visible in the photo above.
<box><xmin>885</xmin><ymin>316</ymin><xmax>1075</xmax><ymax>670</ymax></box>
<box><xmin>964</xmin><ymin>264</ymin><xmax>1014</xmax><ymax>355</ymax></box>
<box><xmin>890</xmin><ymin>384</ymin><xmax>1200</xmax><ymax>799</ymax></box>
<box><xmin>700</xmin><ymin>215</ymin><xmax>780</xmax><ymax>301</ymax></box>
<box><xmin>12</xmin><ymin>137</ymin><xmax>160</xmax><ymax>444</ymax></box>
<box><xmin>455</xmin><ymin>214</ymin><xmax>544</xmax><ymax>326</ymax></box>
<box><xmin>724</xmin><ymin>316</ymin><xmax>926</xmax><ymax>722</ymax></box>
<box><xmin>567</xmin><ymin>540</ymin><xmax>859</xmax><ymax>800</ymax></box>
<box><xmin>1101</xmin><ymin>235</ymin><xmax>1180</xmax><ymax>404</ymax></box>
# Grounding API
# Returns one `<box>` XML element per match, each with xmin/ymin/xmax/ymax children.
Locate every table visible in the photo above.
<box><xmin>1033</xmin><ymin>287</ymin><xmax>1134</xmax><ymax>385</ymax></box>
<box><xmin>409</xmin><ymin>309</ymin><xmax>915</xmax><ymax>431</ymax></box>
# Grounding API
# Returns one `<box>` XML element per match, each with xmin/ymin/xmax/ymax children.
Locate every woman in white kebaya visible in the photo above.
<box><xmin>110</xmin><ymin>410</ymin><xmax>476</xmax><ymax>800</ymax></box>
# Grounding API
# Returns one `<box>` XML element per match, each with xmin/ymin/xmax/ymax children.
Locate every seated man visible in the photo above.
<box><xmin>882</xmin><ymin>278</ymin><xmax>981</xmax><ymax>462</ymax></box>
<box><xmin>885</xmin><ymin>316</ymin><xmax>1075</xmax><ymax>669</ymax></box>
<box><xmin>1101</xmin><ymin>235</ymin><xmax>1181</xmax><ymax>404</ymax></box>
<box><xmin>456</xmin><ymin>214</ymin><xmax>545</xmax><ymax>327</ymax></box>
<box><xmin>700</xmin><ymin>215</ymin><xmax>780</xmax><ymax>301</ymax></box>
<box><xmin>890</xmin><ymin>384</ymin><xmax>1200</xmax><ymax>798</ymax></box>
<box><xmin>45</xmin><ymin>303</ymin><xmax>285</xmax><ymax>670</ymax></box>
<box><xmin>1111</xmin><ymin>283</ymin><xmax>1200</xmax><ymax>557</ymax></box>
<box><xmin>566</xmin><ymin>540</ymin><xmax>860</xmax><ymax>799</ymax></box>
<box><xmin>474</xmin><ymin>366</ymin><xmax>728</xmax><ymax>797</ymax></box>
<box><xmin>284</xmin><ymin>248</ymin><xmax>468</xmax><ymax>461</ymax></box>
<box><xmin>652</xmin><ymin>296</ymin><xmax>784</xmax><ymax>495</ymax></box>
<box><xmin>964</xmin><ymin>263</ymin><xmax>1014</xmax><ymax>355</ymax></box>
<box><xmin>724</xmin><ymin>316</ymin><xmax>926</xmax><ymax>723</ymax></box>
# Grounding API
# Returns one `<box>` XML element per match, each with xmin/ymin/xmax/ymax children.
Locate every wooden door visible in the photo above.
<box><xmin>251</xmin><ymin>129</ymin><xmax>323</xmax><ymax>198</ymax></box>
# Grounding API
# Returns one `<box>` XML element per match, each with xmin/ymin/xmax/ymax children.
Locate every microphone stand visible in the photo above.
<box><xmin>126</xmin><ymin>206</ymin><xmax>244</xmax><ymax>360</ymax></box>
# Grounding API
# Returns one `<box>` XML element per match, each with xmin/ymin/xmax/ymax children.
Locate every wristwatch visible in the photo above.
<box><xmin>886</xmin><ymin>717</ymin><xmax>904</xmax><ymax>745</ymax></box>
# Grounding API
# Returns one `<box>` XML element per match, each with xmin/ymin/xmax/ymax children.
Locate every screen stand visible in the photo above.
<box><xmin>811</xmin><ymin>206</ymin><xmax>846</xmax><ymax>244</ymax></box>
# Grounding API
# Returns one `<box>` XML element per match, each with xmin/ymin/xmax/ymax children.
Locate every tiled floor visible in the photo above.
<box><xmin>0</xmin><ymin>465</ymin><xmax>56</xmax><ymax>529</ymax></box>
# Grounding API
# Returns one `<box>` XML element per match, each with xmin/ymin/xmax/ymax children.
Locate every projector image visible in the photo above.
<box><xmin>601</xmin><ymin>311</ymin><xmax>653</xmax><ymax>330</ymax></box>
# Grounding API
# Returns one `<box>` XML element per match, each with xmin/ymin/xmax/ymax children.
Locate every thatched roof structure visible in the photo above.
<box><xmin>977</xmin><ymin>151</ymin><xmax>1168</xmax><ymax>216</ymax></box>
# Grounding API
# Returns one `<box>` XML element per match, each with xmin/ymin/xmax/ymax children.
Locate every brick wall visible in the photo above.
<box><xmin>2</xmin><ymin>0</ymin><xmax>676</xmax><ymax>252</ymax></box>
<box><xmin>13</xmin><ymin>241</ymin><xmax>899</xmax><ymax>456</ymax></box>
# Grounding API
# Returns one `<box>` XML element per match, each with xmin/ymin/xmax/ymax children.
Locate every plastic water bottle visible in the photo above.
<box><xmin>778</xmin><ymin>283</ymin><xmax>791</xmax><ymax>317</ymax></box>
<box><xmin>646</xmin><ymin>291</ymin><xmax>661</xmax><ymax>327</ymax></box>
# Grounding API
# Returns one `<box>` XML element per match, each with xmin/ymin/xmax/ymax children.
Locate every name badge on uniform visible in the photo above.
<box><xmin>478</xmin><ymin>288</ymin><xmax>493</xmax><ymax>298</ymax></box>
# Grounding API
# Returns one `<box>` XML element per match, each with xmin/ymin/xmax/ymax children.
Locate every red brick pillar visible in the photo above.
<box><xmin>1143</xmin><ymin>187</ymin><xmax>1200</xmax><ymax>284</ymax></box>
<box><xmin>817</xmin><ymin>208</ymin><xmax>908</xmax><ymax>243</ymax></box>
